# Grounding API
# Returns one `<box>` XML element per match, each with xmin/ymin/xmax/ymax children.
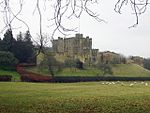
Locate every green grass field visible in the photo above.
<box><xmin>0</xmin><ymin>70</ymin><xmax>20</xmax><ymax>81</ymax></box>
<box><xmin>0</xmin><ymin>82</ymin><xmax>150</xmax><ymax>113</ymax></box>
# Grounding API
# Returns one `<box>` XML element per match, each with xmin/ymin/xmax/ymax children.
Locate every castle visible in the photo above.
<box><xmin>36</xmin><ymin>33</ymin><xmax>140</xmax><ymax>66</ymax></box>
<box><xmin>52</xmin><ymin>33</ymin><xmax>99</xmax><ymax>63</ymax></box>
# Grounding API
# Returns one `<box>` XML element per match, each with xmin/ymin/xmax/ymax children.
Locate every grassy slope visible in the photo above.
<box><xmin>112</xmin><ymin>64</ymin><xmax>150</xmax><ymax>77</ymax></box>
<box><xmin>0</xmin><ymin>70</ymin><xmax>20</xmax><ymax>81</ymax></box>
<box><xmin>26</xmin><ymin>67</ymin><xmax>103</xmax><ymax>76</ymax></box>
<box><xmin>0</xmin><ymin>82</ymin><xmax>150</xmax><ymax>113</ymax></box>
<box><xmin>56</xmin><ymin>68</ymin><xmax>103</xmax><ymax>76</ymax></box>
<box><xmin>26</xmin><ymin>64</ymin><xmax>150</xmax><ymax>77</ymax></box>
<box><xmin>25</xmin><ymin>66</ymin><xmax>52</xmax><ymax>76</ymax></box>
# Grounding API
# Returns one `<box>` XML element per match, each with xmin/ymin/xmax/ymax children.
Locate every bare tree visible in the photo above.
<box><xmin>0</xmin><ymin>0</ymin><xmax>149</xmax><ymax>51</ymax></box>
<box><xmin>115</xmin><ymin>0</ymin><xmax>150</xmax><ymax>28</ymax></box>
<box><xmin>0</xmin><ymin>0</ymin><xmax>104</xmax><ymax>55</ymax></box>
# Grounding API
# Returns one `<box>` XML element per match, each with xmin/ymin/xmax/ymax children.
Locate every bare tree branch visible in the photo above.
<box><xmin>1</xmin><ymin>0</ymin><xmax>150</xmax><ymax>56</ymax></box>
<box><xmin>115</xmin><ymin>0</ymin><xmax>150</xmax><ymax>28</ymax></box>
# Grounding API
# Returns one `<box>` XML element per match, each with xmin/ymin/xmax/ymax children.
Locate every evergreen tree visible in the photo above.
<box><xmin>24</xmin><ymin>31</ymin><xmax>32</xmax><ymax>44</ymax></box>
<box><xmin>3</xmin><ymin>29</ymin><xmax>16</xmax><ymax>52</ymax></box>
<box><xmin>0</xmin><ymin>38</ymin><xmax>2</xmax><ymax>51</ymax></box>
<box><xmin>13</xmin><ymin>31</ymin><xmax>35</xmax><ymax>63</ymax></box>
<box><xmin>144</xmin><ymin>59</ymin><xmax>150</xmax><ymax>70</ymax></box>
<box><xmin>17</xmin><ymin>32</ymin><xmax>23</xmax><ymax>41</ymax></box>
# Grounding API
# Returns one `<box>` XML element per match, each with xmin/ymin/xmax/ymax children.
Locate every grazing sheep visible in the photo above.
<box><xmin>106</xmin><ymin>82</ymin><xmax>109</xmax><ymax>85</ymax></box>
<box><xmin>129</xmin><ymin>83</ymin><xmax>134</xmax><ymax>87</ymax></box>
<box><xmin>141</xmin><ymin>82</ymin><xmax>144</xmax><ymax>84</ymax></box>
<box><xmin>101</xmin><ymin>82</ymin><xmax>105</xmax><ymax>85</ymax></box>
<box><xmin>145</xmin><ymin>83</ymin><xmax>148</xmax><ymax>86</ymax></box>
<box><xmin>112</xmin><ymin>82</ymin><xmax>115</xmax><ymax>85</ymax></box>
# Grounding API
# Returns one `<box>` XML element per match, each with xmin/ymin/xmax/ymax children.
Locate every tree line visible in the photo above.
<box><xmin>0</xmin><ymin>29</ymin><xmax>35</xmax><ymax>70</ymax></box>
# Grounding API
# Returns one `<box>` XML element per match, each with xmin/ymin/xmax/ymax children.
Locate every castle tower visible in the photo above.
<box><xmin>52</xmin><ymin>34</ymin><xmax>98</xmax><ymax>63</ymax></box>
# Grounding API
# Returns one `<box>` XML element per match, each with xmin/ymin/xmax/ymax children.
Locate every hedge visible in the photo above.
<box><xmin>0</xmin><ymin>75</ymin><xmax>12</xmax><ymax>81</ymax></box>
<box><xmin>52</xmin><ymin>76</ymin><xmax>150</xmax><ymax>83</ymax></box>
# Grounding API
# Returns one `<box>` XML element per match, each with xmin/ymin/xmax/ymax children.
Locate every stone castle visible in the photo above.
<box><xmin>36</xmin><ymin>33</ymin><xmax>141</xmax><ymax>66</ymax></box>
<box><xmin>52</xmin><ymin>33</ymin><xmax>99</xmax><ymax>63</ymax></box>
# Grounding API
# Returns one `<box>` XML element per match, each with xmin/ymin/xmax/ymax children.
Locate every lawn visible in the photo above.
<box><xmin>0</xmin><ymin>82</ymin><xmax>150</xmax><ymax>113</ymax></box>
<box><xmin>0</xmin><ymin>70</ymin><xmax>20</xmax><ymax>81</ymax></box>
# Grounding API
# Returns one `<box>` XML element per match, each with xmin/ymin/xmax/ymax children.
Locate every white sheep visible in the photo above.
<box><xmin>101</xmin><ymin>82</ymin><xmax>105</xmax><ymax>85</ymax></box>
<box><xmin>129</xmin><ymin>83</ymin><xmax>134</xmax><ymax>87</ymax></box>
<box><xmin>112</xmin><ymin>82</ymin><xmax>115</xmax><ymax>85</ymax></box>
<box><xmin>141</xmin><ymin>82</ymin><xmax>144</xmax><ymax>84</ymax></box>
<box><xmin>145</xmin><ymin>83</ymin><xmax>148</xmax><ymax>86</ymax></box>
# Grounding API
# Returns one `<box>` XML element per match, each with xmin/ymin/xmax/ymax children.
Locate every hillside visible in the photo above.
<box><xmin>112</xmin><ymin>64</ymin><xmax>150</xmax><ymax>77</ymax></box>
<box><xmin>26</xmin><ymin>64</ymin><xmax>150</xmax><ymax>77</ymax></box>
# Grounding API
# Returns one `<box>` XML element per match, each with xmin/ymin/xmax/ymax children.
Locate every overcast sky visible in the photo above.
<box><xmin>0</xmin><ymin>0</ymin><xmax>150</xmax><ymax>58</ymax></box>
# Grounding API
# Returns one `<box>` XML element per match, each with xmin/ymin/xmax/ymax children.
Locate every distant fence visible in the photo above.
<box><xmin>52</xmin><ymin>76</ymin><xmax>150</xmax><ymax>83</ymax></box>
<box><xmin>0</xmin><ymin>75</ymin><xmax>12</xmax><ymax>81</ymax></box>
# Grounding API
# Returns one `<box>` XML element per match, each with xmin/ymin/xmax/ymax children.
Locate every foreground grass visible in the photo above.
<box><xmin>0</xmin><ymin>70</ymin><xmax>20</xmax><ymax>81</ymax></box>
<box><xmin>0</xmin><ymin>82</ymin><xmax>150</xmax><ymax>113</ymax></box>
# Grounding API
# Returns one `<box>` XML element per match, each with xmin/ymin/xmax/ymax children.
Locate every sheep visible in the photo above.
<box><xmin>129</xmin><ymin>83</ymin><xmax>134</xmax><ymax>87</ymax></box>
<box><xmin>141</xmin><ymin>82</ymin><xmax>144</xmax><ymax>84</ymax></box>
<box><xmin>145</xmin><ymin>83</ymin><xmax>148</xmax><ymax>86</ymax></box>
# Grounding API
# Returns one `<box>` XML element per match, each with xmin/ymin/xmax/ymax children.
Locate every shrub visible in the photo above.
<box><xmin>75</xmin><ymin>59</ymin><xmax>83</xmax><ymax>69</ymax></box>
<box><xmin>97</xmin><ymin>63</ymin><xmax>113</xmax><ymax>75</ymax></box>
<box><xmin>0</xmin><ymin>75</ymin><xmax>12</xmax><ymax>81</ymax></box>
<box><xmin>0</xmin><ymin>51</ymin><xmax>18</xmax><ymax>70</ymax></box>
<box><xmin>64</xmin><ymin>58</ymin><xmax>83</xmax><ymax>69</ymax></box>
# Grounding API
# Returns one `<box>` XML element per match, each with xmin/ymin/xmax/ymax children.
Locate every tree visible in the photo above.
<box><xmin>2</xmin><ymin>29</ymin><xmax>16</xmax><ymax>52</ymax></box>
<box><xmin>17</xmin><ymin>32</ymin><xmax>23</xmax><ymax>41</ymax></box>
<box><xmin>12</xmin><ymin>31</ymin><xmax>35</xmax><ymax>63</ymax></box>
<box><xmin>97</xmin><ymin>63</ymin><xmax>113</xmax><ymax>76</ymax></box>
<box><xmin>114</xmin><ymin>0</ymin><xmax>149</xmax><ymax>28</ymax></box>
<box><xmin>0</xmin><ymin>30</ymin><xmax>35</xmax><ymax>63</ymax></box>
<box><xmin>24</xmin><ymin>31</ymin><xmax>32</xmax><ymax>44</ymax></box>
<box><xmin>0</xmin><ymin>38</ymin><xmax>3</xmax><ymax>51</ymax></box>
<box><xmin>143</xmin><ymin>58</ymin><xmax>150</xmax><ymax>70</ymax></box>
<box><xmin>0</xmin><ymin>0</ymin><xmax>149</xmax><ymax>58</ymax></box>
<box><xmin>75</xmin><ymin>59</ymin><xmax>83</xmax><ymax>69</ymax></box>
<box><xmin>38</xmin><ymin>52</ymin><xmax>62</xmax><ymax>77</ymax></box>
<box><xmin>64</xmin><ymin>58</ymin><xmax>76</xmax><ymax>68</ymax></box>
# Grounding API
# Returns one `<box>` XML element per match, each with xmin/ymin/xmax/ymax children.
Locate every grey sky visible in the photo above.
<box><xmin>79</xmin><ymin>1</ymin><xmax>150</xmax><ymax>58</ymax></box>
<box><xmin>0</xmin><ymin>0</ymin><xmax>150</xmax><ymax>58</ymax></box>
